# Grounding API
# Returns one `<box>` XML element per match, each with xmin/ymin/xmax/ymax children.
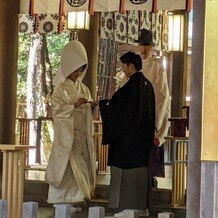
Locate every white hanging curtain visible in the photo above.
<box><xmin>123</xmin><ymin>0</ymin><xmax>153</xmax><ymax>11</ymax></box>
<box><xmin>159</xmin><ymin>0</ymin><xmax>189</xmax><ymax>10</ymax></box>
<box><xmin>63</xmin><ymin>0</ymin><xmax>89</xmax><ymax>13</ymax></box>
<box><xmin>20</xmin><ymin>0</ymin><xmax>193</xmax><ymax>14</ymax></box>
<box><xmin>19</xmin><ymin>0</ymin><xmax>191</xmax><ymax>50</ymax></box>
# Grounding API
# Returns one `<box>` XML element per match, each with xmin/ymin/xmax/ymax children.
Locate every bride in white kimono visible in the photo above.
<box><xmin>45</xmin><ymin>40</ymin><xmax>96</xmax><ymax>204</ymax></box>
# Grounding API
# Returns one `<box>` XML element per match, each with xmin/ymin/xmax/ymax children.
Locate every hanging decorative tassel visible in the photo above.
<box><xmin>119</xmin><ymin>0</ymin><xmax>125</xmax><ymax>14</ymax></box>
<box><xmin>186</xmin><ymin>0</ymin><xmax>191</xmax><ymax>13</ymax></box>
<box><xmin>152</xmin><ymin>0</ymin><xmax>157</xmax><ymax>13</ymax></box>
<box><xmin>29</xmin><ymin>0</ymin><xmax>39</xmax><ymax>33</ymax></box>
<box><xmin>33</xmin><ymin>15</ymin><xmax>39</xmax><ymax>33</ymax></box>
<box><xmin>58</xmin><ymin>0</ymin><xmax>65</xmax><ymax>34</ymax></box>
<box><xmin>89</xmin><ymin>0</ymin><xmax>95</xmax><ymax>15</ymax></box>
<box><xmin>58</xmin><ymin>15</ymin><xmax>65</xmax><ymax>34</ymax></box>
<box><xmin>29</xmin><ymin>0</ymin><xmax>35</xmax><ymax>16</ymax></box>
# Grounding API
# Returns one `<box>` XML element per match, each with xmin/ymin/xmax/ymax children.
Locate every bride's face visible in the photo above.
<box><xmin>67</xmin><ymin>65</ymin><xmax>86</xmax><ymax>82</ymax></box>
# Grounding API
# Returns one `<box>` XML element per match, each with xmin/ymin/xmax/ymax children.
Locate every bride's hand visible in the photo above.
<box><xmin>75</xmin><ymin>98</ymin><xmax>88</xmax><ymax>107</ymax></box>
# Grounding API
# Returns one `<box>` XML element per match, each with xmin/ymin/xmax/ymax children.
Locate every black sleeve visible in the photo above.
<box><xmin>99</xmin><ymin>99</ymin><xmax>111</xmax><ymax>145</ymax></box>
<box><xmin>99</xmin><ymin>80</ymin><xmax>139</xmax><ymax>144</ymax></box>
<box><xmin>146</xmin><ymin>80</ymin><xmax>156</xmax><ymax>144</ymax></box>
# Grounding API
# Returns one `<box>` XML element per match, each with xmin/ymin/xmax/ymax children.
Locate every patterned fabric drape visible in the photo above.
<box><xmin>127</xmin><ymin>11</ymin><xmax>139</xmax><ymax>46</ymax></box>
<box><xmin>100</xmin><ymin>10</ymin><xmax>169</xmax><ymax>51</ymax></box>
<box><xmin>19</xmin><ymin>14</ymin><xmax>69</xmax><ymax>34</ymax></box>
<box><xmin>152</xmin><ymin>12</ymin><xmax>162</xmax><ymax>50</ymax></box>
<box><xmin>140</xmin><ymin>10</ymin><xmax>152</xmax><ymax>31</ymax></box>
<box><xmin>100</xmin><ymin>12</ymin><xmax>114</xmax><ymax>39</ymax></box>
<box><xmin>114</xmin><ymin>12</ymin><xmax>128</xmax><ymax>44</ymax></box>
<box><xmin>161</xmin><ymin>11</ymin><xmax>169</xmax><ymax>51</ymax></box>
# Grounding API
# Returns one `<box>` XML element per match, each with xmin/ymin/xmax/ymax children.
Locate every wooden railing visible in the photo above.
<box><xmin>17</xmin><ymin>118</ymin><xmax>38</xmax><ymax>166</ymax></box>
<box><xmin>93</xmin><ymin>121</ymin><xmax>109</xmax><ymax>173</ymax></box>
<box><xmin>17</xmin><ymin>117</ymin><xmax>109</xmax><ymax>173</ymax></box>
<box><xmin>164</xmin><ymin>136</ymin><xmax>188</xmax><ymax>207</ymax></box>
<box><xmin>17</xmin><ymin>117</ymin><xmax>53</xmax><ymax>166</ymax></box>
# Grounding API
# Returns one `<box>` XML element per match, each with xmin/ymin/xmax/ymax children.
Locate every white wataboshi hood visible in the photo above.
<box><xmin>53</xmin><ymin>40</ymin><xmax>88</xmax><ymax>86</ymax></box>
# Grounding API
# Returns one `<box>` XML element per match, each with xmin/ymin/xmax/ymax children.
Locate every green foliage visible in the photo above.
<box><xmin>17</xmin><ymin>33</ymin><xmax>69</xmax><ymax>103</ymax></box>
<box><xmin>42</xmin><ymin>120</ymin><xmax>53</xmax><ymax>142</ymax></box>
<box><xmin>18</xmin><ymin>34</ymin><xmax>31</xmax><ymax>73</ymax></box>
<box><xmin>17</xmin><ymin>34</ymin><xmax>31</xmax><ymax>102</ymax></box>
<box><xmin>46</xmin><ymin>33</ymin><xmax>69</xmax><ymax>76</ymax></box>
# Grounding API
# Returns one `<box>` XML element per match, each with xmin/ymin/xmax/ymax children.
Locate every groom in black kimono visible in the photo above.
<box><xmin>99</xmin><ymin>51</ymin><xmax>155</xmax><ymax>215</ymax></box>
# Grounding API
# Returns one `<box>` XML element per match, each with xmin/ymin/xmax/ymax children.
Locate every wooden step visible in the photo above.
<box><xmin>151</xmin><ymin>188</ymin><xmax>172</xmax><ymax>205</ymax></box>
<box><xmin>150</xmin><ymin>204</ymin><xmax>186</xmax><ymax>218</ymax></box>
<box><xmin>24</xmin><ymin>180</ymin><xmax>49</xmax><ymax>207</ymax></box>
<box><xmin>23</xmin><ymin>180</ymin><xmax>184</xmax><ymax>217</ymax></box>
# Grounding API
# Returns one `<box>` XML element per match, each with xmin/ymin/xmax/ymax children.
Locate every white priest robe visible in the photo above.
<box><xmin>142</xmin><ymin>54</ymin><xmax>170</xmax><ymax>145</ymax></box>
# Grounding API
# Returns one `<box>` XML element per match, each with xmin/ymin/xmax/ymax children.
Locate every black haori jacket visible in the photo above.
<box><xmin>99</xmin><ymin>72</ymin><xmax>155</xmax><ymax>169</ymax></box>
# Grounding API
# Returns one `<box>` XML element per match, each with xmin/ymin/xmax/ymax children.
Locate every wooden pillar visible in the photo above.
<box><xmin>0</xmin><ymin>0</ymin><xmax>19</xmax><ymax>144</ymax></box>
<box><xmin>79</xmin><ymin>13</ymin><xmax>99</xmax><ymax>99</ymax></box>
<box><xmin>0</xmin><ymin>145</ymin><xmax>28</xmax><ymax>218</ymax></box>
<box><xmin>187</xmin><ymin>0</ymin><xmax>218</xmax><ymax>217</ymax></box>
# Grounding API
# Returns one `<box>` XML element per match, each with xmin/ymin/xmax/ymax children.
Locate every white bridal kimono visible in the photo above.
<box><xmin>45</xmin><ymin>79</ymin><xmax>96</xmax><ymax>203</ymax></box>
<box><xmin>45</xmin><ymin>40</ymin><xmax>96</xmax><ymax>204</ymax></box>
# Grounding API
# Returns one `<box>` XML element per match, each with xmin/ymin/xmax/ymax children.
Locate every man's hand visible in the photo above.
<box><xmin>75</xmin><ymin>98</ymin><xmax>88</xmax><ymax>107</ymax></box>
<box><xmin>88</xmin><ymin>101</ymin><xmax>99</xmax><ymax>108</ymax></box>
<box><xmin>153</xmin><ymin>138</ymin><xmax>160</xmax><ymax>147</ymax></box>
